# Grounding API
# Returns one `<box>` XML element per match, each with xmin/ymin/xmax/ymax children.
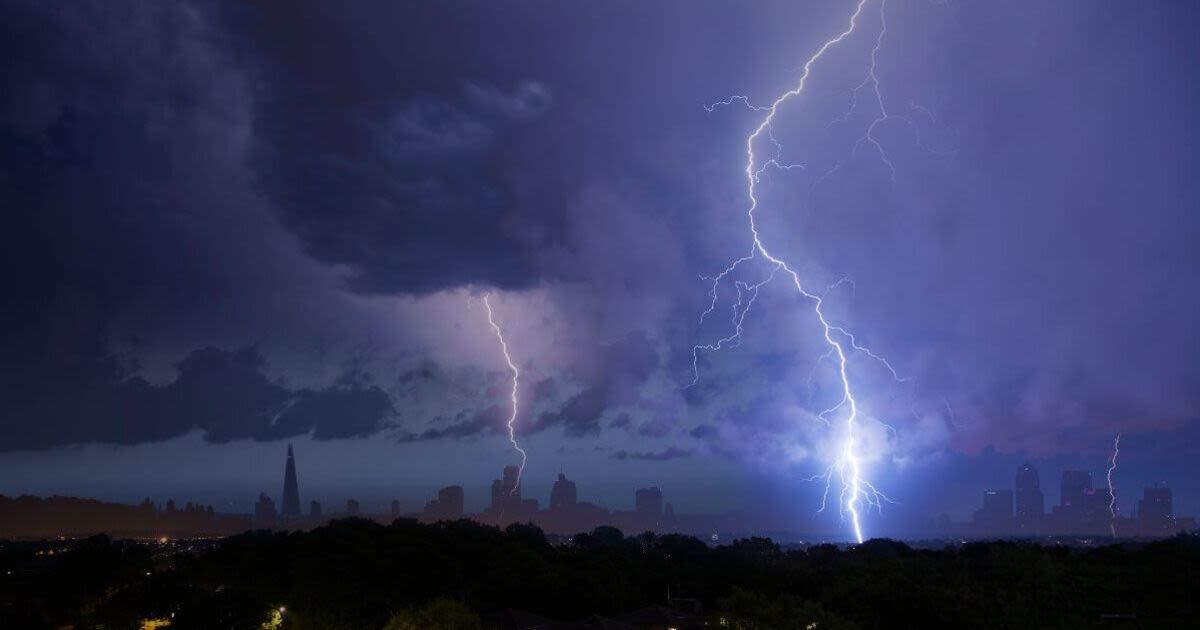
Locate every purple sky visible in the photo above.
<box><xmin>1</xmin><ymin>0</ymin><xmax>1197</xmax><ymax>537</ymax></box>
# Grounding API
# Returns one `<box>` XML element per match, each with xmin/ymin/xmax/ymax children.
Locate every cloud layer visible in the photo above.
<box><xmin>0</xmin><ymin>0</ymin><xmax>1197</xmax><ymax>491</ymax></box>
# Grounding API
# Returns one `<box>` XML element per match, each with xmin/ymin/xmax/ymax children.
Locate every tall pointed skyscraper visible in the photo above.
<box><xmin>281</xmin><ymin>443</ymin><xmax>301</xmax><ymax>519</ymax></box>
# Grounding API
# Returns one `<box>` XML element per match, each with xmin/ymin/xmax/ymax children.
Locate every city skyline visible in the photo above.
<box><xmin>132</xmin><ymin>443</ymin><xmax>1192</xmax><ymax>542</ymax></box>
<box><xmin>1</xmin><ymin>0</ymin><xmax>1198</xmax><ymax>544</ymax></box>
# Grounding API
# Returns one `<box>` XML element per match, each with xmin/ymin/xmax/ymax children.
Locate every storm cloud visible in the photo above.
<box><xmin>0</xmin><ymin>0</ymin><xmax>1197</xmax><ymax>520</ymax></box>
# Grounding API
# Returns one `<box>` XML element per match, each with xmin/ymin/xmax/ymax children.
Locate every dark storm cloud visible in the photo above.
<box><xmin>1</xmin><ymin>0</ymin><xmax>1198</xmax><ymax>498</ymax></box>
<box><xmin>0</xmin><ymin>346</ymin><xmax>393</xmax><ymax>452</ymax></box>
<box><xmin>393</xmin><ymin>331</ymin><xmax>664</xmax><ymax>442</ymax></box>
<box><xmin>227</xmin><ymin>1</ymin><xmax>565</xmax><ymax>294</ymax></box>
<box><xmin>396</xmin><ymin>407</ymin><xmax>503</xmax><ymax>444</ymax></box>
<box><xmin>611</xmin><ymin>447</ymin><xmax>693</xmax><ymax>462</ymax></box>
<box><xmin>0</xmin><ymin>0</ymin><xmax>367</xmax><ymax>450</ymax></box>
<box><xmin>532</xmin><ymin>386</ymin><xmax>607</xmax><ymax>437</ymax></box>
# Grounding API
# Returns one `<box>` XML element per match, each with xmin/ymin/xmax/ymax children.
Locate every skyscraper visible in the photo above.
<box><xmin>550</xmin><ymin>473</ymin><xmax>578</xmax><ymax>510</ymax></box>
<box><xmin>1014</xmin><ymin>461</ymin><xmax>1044</xmax><ymax>533</ymax></box>
<box><xmin>973</xmin><ymin>490</ymin><xmax>1014</xmax><ymax>535</ymax></box>
<box><xmin>439</xmin><ymin>486</ymin><xmax>464</xmax><ymax>519</ymax></box>
<box><xmin>1138</xmin><ymin>486</ymin><xmax>1174</xmax><ymax>537</ymax></box>
<box><xmin>280</xmin><ymin>444</ymin><xmax>301</xmax><ymax>519</ymax></box>
<box><xmin>635</xmin><ymin>487</ymin><xmax>663</xmax><ymax>518</ymax></box>
<box><xmin>254</xmin><ymin>493</ymin><xmax>277</xmax><ymax>529</ymax></box>
<box><xmin>1060</xmin><ymin>470</ymin><xmax>1091</xmax><ymax>508</ymax></box>
<box><xmin>424</xmin><ymin>485</ymin><xmax>465</xmax><ymax>521</ymax></box>
<box><xmin>490</xmin><ymin>465</ymin><xmax>521</xmax><ymax>512</ymax></box>
<box><xmin>1056</xmin><ymin>470</ymin><xmax>1093</xmax><ymax>533</ymax></box>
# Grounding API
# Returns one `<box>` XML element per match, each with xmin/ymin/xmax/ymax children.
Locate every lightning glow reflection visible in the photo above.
<box><xmin>692</xmin><ymin>0</ymin><xmax>903</xmax><ymax>544</ymax></box>
<box><xmin>483</xmin><ymin>293</ymin><xmax>526</xmax><ymax>493</ymax></box>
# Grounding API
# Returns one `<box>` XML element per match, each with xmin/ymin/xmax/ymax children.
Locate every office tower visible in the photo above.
<box><xmin>1014</xmin><ymin>461</ymin><xmax>1044</xmax><ymax>533</ymax></box>
<box><xmin>1080</xmin><ymin>487</ymin><xmax>1114</xmax><ymax>533</ymax></box>
<box><xmin>982</xmin><ymin>490</ymin><xmax>1014</xmax><ymax>519</ymax></box>
<box><xmin>254</xmin><ymin>493</ymin><xmax>277</xmax><ymax>528</ymax></box>
<box><xmin>346</xmin><ymin>499</ymin><xmax>361</xmax><ymax>516</ymax></box>
<box><xmin>503</xmin><ymin>465</ymin><xmax>520</xmax><ymax>497</ymax></box>
<box><xmin>1138</xmin><ymin>486</ymin><xmax>1174</xmax><ymax>536</ymax></box>
<box><xmin>550</xmin><ymin>473</ymin><xmax>578</xmax><ymax>510</ymax></box>
<box><xmin>439</xmin><ymin>486</ymin><xmax>464</xmax><ymax>519</ymax></box>
<box><xmin>973</xmin><ymin>490</ymin><xmax>1014</xmax><ymax>535</ymax></box>
<box><xmin>1056</xmin><ymin>470</ymin><xmax>1093</xmax><ymax>533</ymax></box>
<box><xmin>1060</xmin><ymin>471</ymin><xmax>1091</xmax><ymax>508</ymax></box>
<box><xmin>280</xmin><ymin>444</ymin><xmax>301</xmax><ymax>519</ymax></box>
<box><xmin>490</xmin><ymin>465</ymin><xmax>522</xmax><ymax>512</ymax></box>
<box><xmin>390</xmin><ymin>499</ymin><xmax>401</xmax><ymax>518</ymax></box>
<box><xmin>424</xmin><ymin>485</ymin><xmax>465</xmax><ymax>521</ymax></box>
<box><xmin>635</xmin><ymin>487</ymin><xmax>663</xmax><ymax>517</ymax></box>
<box><xmin>310</xmin><ymin>500</ymin><xmax>322</xmax><ymax>518</ymax></box>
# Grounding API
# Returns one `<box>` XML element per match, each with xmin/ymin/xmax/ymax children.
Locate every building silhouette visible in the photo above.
<box><xmin>423</xmin><ymin>485</ymin><xmax>465</xmax><ymax>521</ymax></box>
<box><xmin>280</xmin><ymin>444</ymin><xmax>301</xmax><ymax>519</ymax></box>
<box><xmin>391</xmin><ymin>499</ymin><xmax>402</xmax><ymax>519</ymax></box>
<box><xmin>440</xmin><ymin>486</ymin><xmax>464</xmax><ymax>519</ymax></box>
<box><xmin>254</xmin><ymin>493</ymin><xmax>277</xmax><ymax>529</ymax></box>
<box><xmin>1138</xmin><ymin>486</ymin><xmax>1174</xmax><ymax>536</ymax></box>
<box><xmin>1053</xmin><ymin>470</ymin><xmax>1093</xmax><ymax>533</ymax></box>
<box><xmin>1060</xmin><ymin>470</ymin><xmax>1092</xmax><ymax>509</ymax></box>
<box><xmin>973</xmin><ymin>490</ymin><xmax>1013</xmax><ymax>535</ymax></box>
<box><xmin>1014</xmin><ymin>461</ymin><xmax>1044</xmax><ymax>533</ymax></box>
<box><xmin>346</xmin><ymin>499</ymin><xmax>361</xmax><ymax>516</ymax></box>
<box><xmin>491</xmin><ymin>465</ymin><xmax>522</xmax><ymax>513</ymax></box>
<box><xmin>550</xmin><ymin>473</ymin><xmax>578</xmax><ymax>510</ymax></box>
<box><xmin>1081</xmin><ymin>486</ymin><xmax>1114</xmax><ymax>533</ymax></box>
<box><xmin>635</xmin><ymin>487</ymin><xmax>663</xmax><ymax>519</ymax></box>
<box><xmin>310</xmin><ymin>500</ymin><xmax>322</xmax><ymax>518</ymax></box>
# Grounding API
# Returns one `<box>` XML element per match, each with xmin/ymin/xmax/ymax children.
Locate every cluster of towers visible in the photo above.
<box><xmin>253</xmin><ymin>444</ymin><xmax>351</xmax><ymax>528</ymax></box>
<box><xmin>967</xmin><ymin>461</ymin><xmax>1190</xmax><ymax>537</ymax></box>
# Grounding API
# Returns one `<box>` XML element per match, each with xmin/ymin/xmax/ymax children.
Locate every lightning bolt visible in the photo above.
<box><xmin>692</xmin><ymin>0</ymin><xmax>905</xmax><ymax>544</ymax></box>
<box><xmin>483</xmin><ymin>293</ymin><xmax>526</xmax><ymax>494</ymax></box>
<box><xmin>1107</xmin><ymin>432</ymin><xmax>1120</xmax><ymax>538</ymax></box>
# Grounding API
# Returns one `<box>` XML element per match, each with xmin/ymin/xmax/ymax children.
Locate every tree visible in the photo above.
<box><xmin>382</xmin><ymin>599</ymin><xmax>480</xmax><ymax>630</ymax></box>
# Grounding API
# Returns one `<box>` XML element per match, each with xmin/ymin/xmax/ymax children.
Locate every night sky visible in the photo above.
<box><xmin>2</xmin><ymin>0</ymin><xmax>1197</xmax><ymax>538</ymax></box>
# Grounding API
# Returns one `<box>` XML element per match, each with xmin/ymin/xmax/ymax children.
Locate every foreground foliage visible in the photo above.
<box><xmin>2</xmin><ymin>519</ymin><xmax>1197</xmax><ymax>629</ymax></box>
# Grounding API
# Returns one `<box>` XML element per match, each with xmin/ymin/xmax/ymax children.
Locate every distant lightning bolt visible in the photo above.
<box><xmin>691</xmin><ymin>0</ymin><xmax>904</xmax><ymax>544</ymax></box>
<box><xmin>1107</xmin><ymin>433</ymin><xmax>1121</xmax><ymax>538</ymax></box>
<box><xmin>483</xmin><ymin>293</ymin><xmax>527</xmax><ymax>493</ymax></box>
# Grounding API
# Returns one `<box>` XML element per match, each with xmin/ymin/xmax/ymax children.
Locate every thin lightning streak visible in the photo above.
<box><xmin>483</xmin><ymin>294</ymin><xmax>526</xmax><ymax>494</ymax></box>
<box><xmin>1107</xmin><ymin>433</ymin><xmax>1121</xmax><ymax>538</ymax></box>
<box><xmin>857</xmin><ymin>0</ymin><xmax>895</xmax><ymax>180</ymax></box>
<box><xmin>692</xmin><ymin>0</ymin><xmax>904</xmax><ymax>544</ymax></box>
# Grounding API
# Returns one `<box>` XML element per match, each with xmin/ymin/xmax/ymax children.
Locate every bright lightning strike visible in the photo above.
<box><xmin>1107</xmin><ymin>433</ymin><xmax>1121</xmax><ymax>538</ymax></box>
<box><xmin>483</xmin><ymin>293</ymin><xmax>527</xmax><ymax>494</ymax></box>
<box><xmin>692</xmin><ymin>0</ymin><xmax>905</xmax><ymax>544</ymax></box>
